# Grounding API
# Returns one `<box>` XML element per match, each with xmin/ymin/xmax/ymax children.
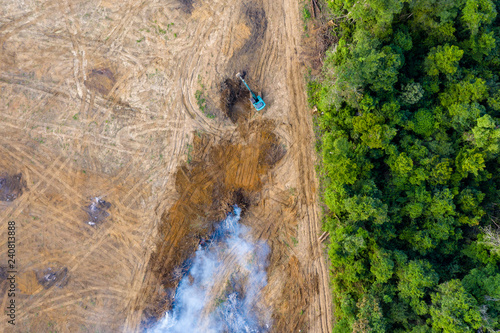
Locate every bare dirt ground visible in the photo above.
<box><xmin>0</xmin><ymin>0</ymin><xmax>333</xmax><ymax>332</ymax></box>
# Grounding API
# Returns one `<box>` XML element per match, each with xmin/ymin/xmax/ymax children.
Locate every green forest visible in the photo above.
<box><xmin>308</xmin><ymin>0</ymin><xmax>500</xmax><ymax>332</ymax></box>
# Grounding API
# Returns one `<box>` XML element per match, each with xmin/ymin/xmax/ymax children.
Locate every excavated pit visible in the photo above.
<box><xmin>84</xmin><ymin>68</ymin><xmax>116</xmax><ymax>96</ymax></box>
<box><xmin>220</xmin><ymin>76</ymin><xmax>265</xmax><ymax>124</ymax></box>
<box><xmin>178</xmin><ymin>0</ymin><xmax>194</xmax><ymax>14</ymax></box>
<box><xmin>220</xmin><ymin>77</ymin><xmax>251</xmax><ymax>123</ymax></box>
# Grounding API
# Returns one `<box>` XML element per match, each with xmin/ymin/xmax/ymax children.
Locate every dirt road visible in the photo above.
<box><xmin>0</xmin><ymin>0</ymin><xmax>332</xmax><ymax>331</ymax></box>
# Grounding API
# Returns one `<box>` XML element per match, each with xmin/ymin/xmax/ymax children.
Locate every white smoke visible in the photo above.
<box><xmin>150</xmin><ymin>206</ymin><xmax>271</xmax><ymax>333</ymax></box>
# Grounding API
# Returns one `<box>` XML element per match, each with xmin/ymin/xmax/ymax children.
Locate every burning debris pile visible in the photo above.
<box><xmin>85</xmin><ymin>197</ymin><xmax>111</xmax><ymax>226</ymax></box>
<box><xmin>150</xmin><ymin>206</ymin><xmax>271</xmax><ymax>333</ymax></box>
<box><xmin>36</xmin><ymin>267</ymin><xmax>69</xmax><ymax>289</ymax></box>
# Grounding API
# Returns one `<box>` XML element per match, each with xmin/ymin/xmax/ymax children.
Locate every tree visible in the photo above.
<box><xmin>412</xmin><ymin>108</ymin><xmax>435</xmax><ymax>137</ymax></box>
<box><xmin>331</xmin><ymin>0</ymin><xmax>405</xmax><ymax>38</ymax></box>
<box><xmin>326</xmin><ymin>30</ymin><xmax>404</xmax><ymax>107</ymax></box>
<box><xmin>393</xmin><ymin>29</ymin><xmax>413</xmax><ymax>51</ymax></box>
<box><xmin>440</xmin><ymin>77</ymin><xmax>488</xmax><ymax>108</ymax></box>
<box><xmin>478</xmin><ymin>226</ymin><xmax>500</xmax><ymax>256</ymax></box>
<box><xmin>447</xmin><ymin>102</ymin><xmax>485</xmax><ymax>130</ymax></box>
<box><xmin>397</xmin><ymin>259</ymin><xmax>439</xmax><ymax>315</ymax></box>
<box><xmin>429</xmin><ymin>279</ymin><xmax>483</xmax><ymax>332</ymax></box>
<box><xmin>322</xmin><ymin>133</ymin><xmax>367</xmax><ymax>213</ymax></box>
<box><xmin>430</xmin><ymin>159</ymin><xmax>454</xmax><ymax>184</ymax></box>
<box><xmin>461</xmin><ymin>0</ymin><xmax>497</xmax><ymax>36</ymax></box>
<box><xmin>462</xmin><ymin>265</ymin><xmax>500</xmax><ymax>304</ymax></box>
<box><xmin>471</xmin><ymin>114</ymin><xmax>500</xmax><ymax>156</ymax></box>
<box><xmin>456</xmin><ymin>148</ymin><xmax>486</xmax><ymax>178</ymax></box>
<box><xmin>370</xmin><ymin>248</ymin><xmax>394</xmax><ymax>283</ymax></box>
<box><xmin>463</xmin><ymin>31</ymin><xmax>496</xmax><ymax>62</ymax></box>
<box><xmin>424</xmin><ymin>44</ymin><xmax>464</xmax><ymax>76</ymax></box>
<box><xmin>428</xmin><ymin>188</ymin><xmax>456</xmax><ymax>219</ymax></box>
<box><xmin>409</xmin><ymin>0</ymin><xmax>464</xmax><ymax>35</ymax></box>
<box><xmin>353</xmin><ymin>112</ymin><xmax>397</xmax><ymax>148</ymax></box>
<box><xmin>401</xmin><ymin>82</ymin><xmax>424</xmax><ymax>105</ymax></box>
<box><xmin>352</xmin><ymin>294</ymin><xmax>387</xmax><ymax>332</ymax></box>
<box><xmin>344</xmin><ymin>195</ymin><xmax>389</xmax><ymax>224</ymax></box>
<box><xmin>487</xmin><ymin>90</ymin><xmax>500</xmax><ymax>111</ymax></box>
<box><xmin>457</xmin><ymin>188</ymin><xmax>485</xmax><ymax>216</ymax></box>
<box><xmin>388</xmin><ymin>151</ymin><xmax>413</xmax><ymax>178</ymax></box>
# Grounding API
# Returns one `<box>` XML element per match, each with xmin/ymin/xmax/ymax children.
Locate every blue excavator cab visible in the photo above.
<box><xmin>236</xmin><ymin>73</ymin><xmax>266</xmax><ymax>111</ymax></box>
<box><xmin>250</xmin><ymin>96</ymin><xmax>266</xmax><ymax>111</ymax></box>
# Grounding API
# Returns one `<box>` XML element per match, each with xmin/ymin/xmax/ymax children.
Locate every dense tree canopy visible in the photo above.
<box><xmin>310</xmin><ymin>0</ymin><xmax>500</xmax><ymax>331</ymax></box>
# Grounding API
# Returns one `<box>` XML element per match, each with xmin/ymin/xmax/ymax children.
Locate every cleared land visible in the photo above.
<box><xmin>0</xmin><ymin>0</ymin><xmax>332</xmax><ymax>332</ymax></box>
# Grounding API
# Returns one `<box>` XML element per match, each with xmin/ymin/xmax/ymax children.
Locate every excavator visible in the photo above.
<box><xmin>236</xmin><ymin>73</ymin><xmax>266</xmax><ymax>111</ymax></box>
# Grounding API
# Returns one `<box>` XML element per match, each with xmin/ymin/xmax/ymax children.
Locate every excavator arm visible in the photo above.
<box><xmin>236</xmin><ymin>73</ymin><xmax>266</xmax><ymax>111</ymax></box>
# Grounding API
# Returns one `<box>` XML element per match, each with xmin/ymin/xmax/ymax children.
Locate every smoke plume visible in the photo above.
<box><xmin>150</xmin><ymin>206</ymin><xmax>271</xmax><ymax>333</ymax></box>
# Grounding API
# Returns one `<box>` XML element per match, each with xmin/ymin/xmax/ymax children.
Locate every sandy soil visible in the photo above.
<box><xmin>0</xmin><ymin>0</ymin><xmax>333</xmax><ymax>332</ymax></box>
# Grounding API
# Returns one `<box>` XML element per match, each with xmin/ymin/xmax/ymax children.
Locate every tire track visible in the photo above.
<box><xmin>276</xmin><ymin>0</ymin><xmax>333</xmax><ymax>330</ymax></box>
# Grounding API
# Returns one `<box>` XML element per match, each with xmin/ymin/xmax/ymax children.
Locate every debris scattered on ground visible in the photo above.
<box><xmin>36</xmin><ymin>267</ymin><xmax>69</xmax><ymax>289</ymax></box>
<box><xmin>317</xmin><ymin>25</ymin><xmax>337</xmax><ymax>59</ymax></box>
<box><xmin>85</xmin><ymin>197</ymin><xmax>111</xmax><ymax>226</ymax></box>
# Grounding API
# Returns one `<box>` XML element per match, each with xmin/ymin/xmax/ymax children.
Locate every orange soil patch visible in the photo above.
<box><xmin>139</xmin><ymin>118</ymin><xmax>287</xmax><ymax>327</ymax></box>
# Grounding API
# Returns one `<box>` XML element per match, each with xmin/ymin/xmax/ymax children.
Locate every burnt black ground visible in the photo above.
<box><xmin>0</xmin><ymin>173</ymin><xmax>26</xmax><ymax>202</ymax></box>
